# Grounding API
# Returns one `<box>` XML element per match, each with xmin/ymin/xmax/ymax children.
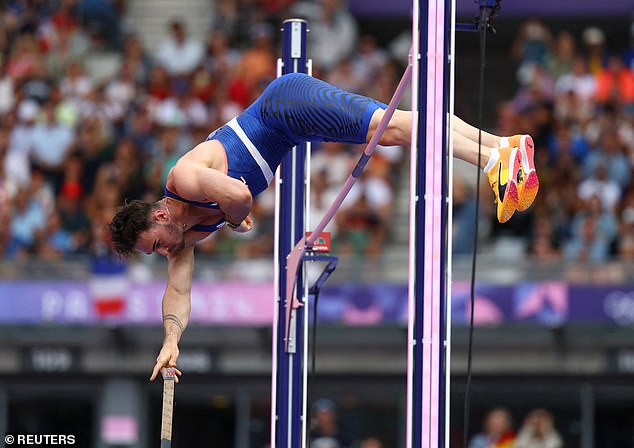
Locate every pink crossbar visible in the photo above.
<box><xmin>283</xmin><ymin>63</ymin><xmax>413</xmax><ymax>346</ymax></box>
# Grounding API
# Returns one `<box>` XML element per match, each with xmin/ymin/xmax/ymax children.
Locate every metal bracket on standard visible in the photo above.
<box><xmin>284</xmin><ymin>253</ymin><xmax>338</xmax><ymax>353</ymax></box>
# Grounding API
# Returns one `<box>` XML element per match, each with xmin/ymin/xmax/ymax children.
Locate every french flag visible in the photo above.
<box><xmin>90</xmin><ymin>257</ymin><xmax>128</xmax><ymax>319</ymax></box>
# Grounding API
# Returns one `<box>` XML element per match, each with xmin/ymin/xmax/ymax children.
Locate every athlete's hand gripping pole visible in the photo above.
<box><xmin>283</xmin><ymin>62</ymin><xmax>413</xmax><ymax>348</ymax></box>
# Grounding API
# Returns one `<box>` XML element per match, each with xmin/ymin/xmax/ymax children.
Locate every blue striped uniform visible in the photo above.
<box><xmin>165</xmin><ymin>73</ymin><xmax>386</xmax><ymax>234</ymax></box>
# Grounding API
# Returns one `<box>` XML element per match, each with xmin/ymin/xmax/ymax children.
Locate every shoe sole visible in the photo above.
<box><xmin>518</xmin><ymin>135</ymin><xmax>539</xmax><ymax>211</ymax></box>
<box><xmin>498</xmin><ymin>148</ymin><xmax>520</xmax><ymax>223</ymax></box>
<box><xmin>499</xmin><ymin>180</ymin><xmax>519</xmax><ymax>223</ymax></box>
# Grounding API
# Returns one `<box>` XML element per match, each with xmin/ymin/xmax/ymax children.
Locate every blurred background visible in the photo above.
<box><xmin>0</xmin><ymin>0</ymin><xmax>633</xmax><ymax>447</ymax></box>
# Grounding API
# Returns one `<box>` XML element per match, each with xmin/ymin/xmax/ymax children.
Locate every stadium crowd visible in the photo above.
<box><xmin>0</xmin><ymin>1</ymin><xmax>632</xmax><ymax>267</ymax></box>
<box><xmin>0</xmin><ymin>0</ymin><xmax>403</xmax><ymax>262</ymax></box>
<box><xmin>477</xmin><ymin>18</ymin><xmax>634</xmax><ymax>268</ymax></box>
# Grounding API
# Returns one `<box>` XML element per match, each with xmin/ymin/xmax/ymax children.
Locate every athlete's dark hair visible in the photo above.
<box><xmin>108</xmin><ymin>200</ymin><xmax>159</xmax><ymax>256</ymax></box>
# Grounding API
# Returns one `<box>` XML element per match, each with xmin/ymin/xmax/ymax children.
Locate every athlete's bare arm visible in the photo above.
<box><xmin>149</xmin><ymin>244</ymin><xmax>195</xmax><ymax>382</ymax></box>
<box><xmin>170</xmin><ymin>142</ymin><xmax>254</xmax><ymax>226</ymax></box>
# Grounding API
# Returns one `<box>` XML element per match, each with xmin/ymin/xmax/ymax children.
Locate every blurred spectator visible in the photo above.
<box><xmin>594</xmin><ymin>55</ymin><xmax>634</xmax><ymax>106</ymax></box>
<box><xmin>564</xmin><ymin>195</ymin><xmax>618</xmax><ymax>263</ymax></box>
<box><xmin>364</xmin><ymin>58</ymin><xmax>401</xmax><ymax>105</ymax></box>
<box><xmin>190</xmin><ymin>65</ymin><xmax>216</xmax><ymax>104</ymax></box>
<box><xmin>0</xmin><ymin>126</ymin><xmax>14</xmax><ymax>200</ymax></box>
<box><xmin>93</xmin><ymin>137</ymin><xmax>145</xmax><ymax>201</ymax></box>
<box><xmin>547</xmin><ymin>123</ymin><xmax>590</xmax><ymax>164</ymax></box>
<box><xmin>310</xmin><ymin>399</ymin><xmax>350</xmax><ymax>448</ymax></box>
<box><xmin>145</xmin><ymin>110</ymin><xmax>192</xmax><ymax>190</ymax></box>
<box><xmin>581</xmin><ymin>26</ymin><xmax>607</xmax><ymax>75</ymax></box>
<box><xmin>360</xmin><ymin>437</ymin><xmax>383</xmax><ymax>448</ymax></box>
<box><xmin>57</xmin><ymin>192</ymin><xmax>92</xmax><ymax>255</ymax></box>
<box><xmin>512</xmin><ymin>18</ymin><xmax>552</xmax><ymax>86</ymax></box>
<box><xmin>58</xmin><ymin>153</ymin><xmax>84</xmax><ymax>203</ymax></box>
<box><xmin>512</xmin><ymin>65</ymin><xmax>555</xmax><ymax>113</ymax></box>
<box><xmin>29</xmin><ymin>167</ymin><xmax>55</xmax><ymax>216</ymax></box>
<box><xmin>35</xmin><ymin>211</ymin><xmax>76</xmax><ymax>259</ymax></box>
<box><xmin>583</xmin><ymin>127</ymin><xmax>630</xmax><ymax>190</ymax></box>
<box><xmin>336</xmin><ymin>174</ymin><xmax>391</xmax><ymax>259</ymax></box>
<box><xmin>59</xmin><ymin>60</ymin><xmax>94</xmax><ymax>105</ymax></box>
<box><xmin>528</xmin><ymin>216</ymin><xmax>561</xmax><ymax>261</ymax></box>
<box><xmin>120</xmin><ymin>33</ymin><xmax>151</xmax><ymax>85</ymax></box>
<box><xmin>7</xmin><ymin>188</ymin><xmax>47</xmax><ymax>257</ymax></box>
<box><xmin>154</xmin><ymin>19</ymin><xmax>204</xmax><ymax>78</ymax></box>
<box><xmin>453</xmin><ymin>177</ymin><xmax>477</xmax><ymax>255</ymax></box>
<box><xmin>554</xmin><ymin>56</ymin><xmax>596</xmax><ymax>113</ymax></box>
<box><xmin>75</xmin><ymin>115</ymin><xmax>114</xmax><ymax>194</ymax></box>
<box><xmin>294</xmin><ymin>0</ymin><xmax>358</xmax><ymax>71</ymax></box>
<box><xmin>618</xmin><ymin>190</ymin><xmax>634</xmax><ymax>261</ymax></box>
<box><xmin>0</xmin><ymin>61</ymin><xmax>16</xmax><ymax>115</ymax></box>
<box><xmin>42</xmin><ymin>0</ymin><xmax>90</xmax><ymax>78</ymax></box>
<box><xmin>514</xmin><ymin>408</ymin><xmax>563</xmax><ymax>448</ymax></box>
<box><xmin>210</xmin><ymin>0</ymin><xmax>264</xmax><ymax>47</ymax></box>
<box><xmin>469</xmin><ymin>407</ymin><xmax>516</xmax><ymax>448</ymax></box>
<box><xmin>6</xmin><ymin>33</ymin><xmax>42</xmax><ymax>80</ymax></box>
<box><xmin>79</xmin><ymin>0</ymin><xmax>123</xmax><ymax>50</ymax></box>
<box><xmin>310</xmin><ymin>168</ymin><xmax>339</xmax><ymax>237</ymax></box>
<box><xmin>311</xmin><ymin>141</ymin><xmax>354</xmax><ymax>186</ymax></box>
<box><xmin>22</xmin><ymin>59</ymin><xmax>53</xmax><ymax>104</ymax></box>
<box><xmin>326</xmin><ymin>57</ymin><xmax>365</xmax><ymax>95</ymax></box>
<box><xmin>6</xmin><ymin>100</ymin><xmax>40</xmax><ymax>189</ymax></box>
<box><xmin>105</xmin><ymin>60</ymin><xmax>137</xmax><ymax>122</ymax></box>
<box><xmin>146</xmin><ymin>65</ymin><xmax>171</xmax><ymax>101</ymax></box>
<box><xmin>229</xmin><ymin>22</ymin><xmax>276</xmax><ymax>107</ymax></box>
<box><xmin>352</xmin><ymin>35</ymin><xmax>388</xmax><ymax>87</ymax></box>
<box><xmin>202</xmin><ymin>29</ymin><xmax>240</xmax><ymax>83</ymax></box>
<box><xmin>209</xmin><ymin>0</ymin><xmax>239</xmax><ymax>42</ymax></box>
<box><xmin>547</xmin><ymin>30</ymin><xmax>576</xmax><ymax>80</ymax></box>
<box><xmin>123</xmin><ymin>105</ymin><xmax>154</xmax><ymax>155</ymax></box>
<box><xmin>577</xmin><ymin>164</ymin><xmax>621</xmax><ymax>212</ymax></box>
<box><xmin>554</xmin><ymin>58</ymin><xmax>596</xmax><ymax>125</ymax></box>
<box><xmin>30</xmin><ymin>98</ymin><xmax>75</xmax><ymax>181</ymax></box>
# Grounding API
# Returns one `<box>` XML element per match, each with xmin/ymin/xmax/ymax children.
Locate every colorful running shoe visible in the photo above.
<box><xmin>501</xmin><ymin>134</ymin><xmax>539</xmax><ymax>211</ymax></box>
<box><xmin>486</xmin><ymin>146</ymin><xmax>521</xmax><ymax>223</ymax></box>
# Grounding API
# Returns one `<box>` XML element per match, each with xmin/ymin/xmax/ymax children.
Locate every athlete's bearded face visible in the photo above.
<box><xmin>134</xmin><ymin>215</ymin><xmax>186</xmax><ymax>257</ymax></box>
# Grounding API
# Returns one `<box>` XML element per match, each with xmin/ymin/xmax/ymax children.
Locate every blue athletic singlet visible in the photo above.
<box><xmin>163</xmin><ymin>187</ymin><xmax>226</xmax><ymax>233</ymax></box>
<box><xmin>164</xmin><ymin>73</ymin><xmax>386</xmax><ymax>234</ymax></box>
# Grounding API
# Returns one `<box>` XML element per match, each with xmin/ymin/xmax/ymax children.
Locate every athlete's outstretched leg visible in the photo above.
<box><xmin>368</xmin><ymin>109</ymin><xmax>493</xmax><ymax>169</ymax></box>
<box><xmin>368</xmin><ymin>108</ymin><xmax>536</xmax><ymax>223</ymax></box>
<box><xmin>452</xmin><ymin>115</ymin><xmax>500</xmax><ymax>148</ymax></box>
